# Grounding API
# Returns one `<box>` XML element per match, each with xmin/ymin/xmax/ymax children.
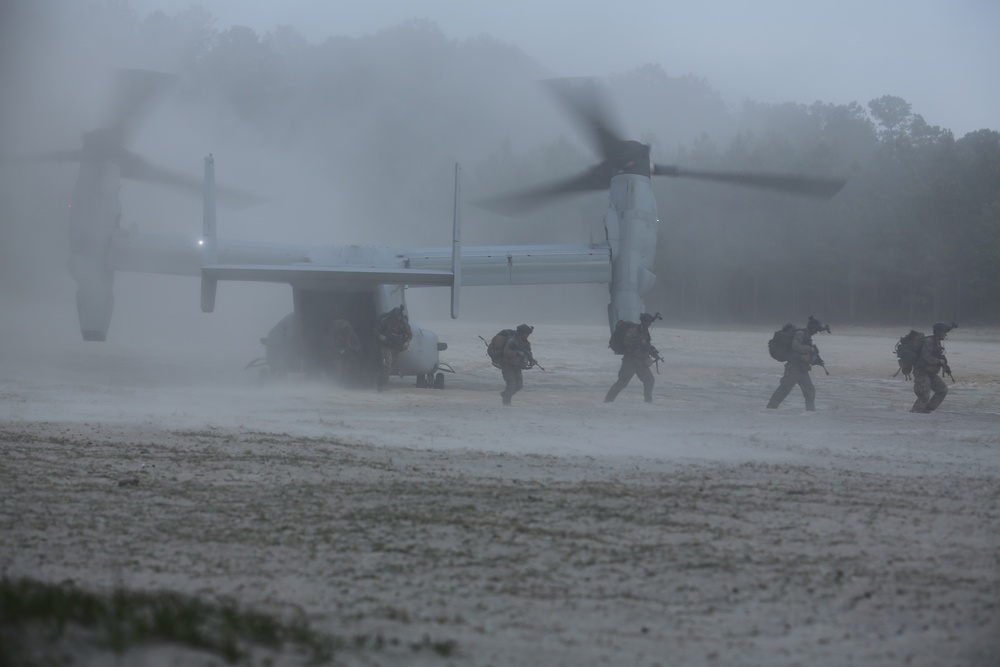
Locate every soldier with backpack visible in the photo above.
<box><xmin>766</xmin><ymin>315</ymin><xmax>827</xmax><ymax>411</ymax></box>
<box><xmin>324</xmin><ymin>318</ymin><xmax>361</xmax><ymax>385</ymax></box>
<box><xmin>604</xmin><ymin>312</ymin><xmax>662</xmax><ymax>404</ymax></box>
<box><xmin>495</xmin><ymin>323</ymin><xmax>537</xmax><ymax>406</ymax></box>
<box><xmin>374</xmin><ymin>305</ymin><xmax>413</xmax><ymax>392</ymax></box>
<box><xmin>910</xmin><ymin>322</ymin><xmax>957</xmax><ymax>413</ymax></box>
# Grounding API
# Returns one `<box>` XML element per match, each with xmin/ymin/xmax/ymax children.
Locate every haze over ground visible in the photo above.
<box><xmin>3</xmin><ymin>320</ymin><xmax>999</xmax><ymax>665</ymax></box>
<box><xmin>1</xmin><ymin>4</ymin><xmax>998</xmax><ymax>664</ymax></box>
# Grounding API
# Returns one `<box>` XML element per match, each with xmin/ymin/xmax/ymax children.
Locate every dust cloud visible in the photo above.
<box><xmin>0</xmin><ymin>2</ymin><xmax>603</xmax><ymax>357</ymax></box>
<box><xmin>2</xmin><ymin>6</ymin><xmax>999</xmax><ymax>665</ymax></box>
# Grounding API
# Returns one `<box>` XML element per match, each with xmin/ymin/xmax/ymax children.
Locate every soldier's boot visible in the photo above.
<box><xmin>501</xmin><ymin>391</ymin><xmax>511</xmax><ymax>406</ymax></box>
<box><xmin>911</xmin><ymin>399</ymin><xmax>927</xmax><ymax>413</ymax></box>
<box><xmin>805</xmin><ymin>399</ymin><xmax>816</xmax><ymax>412</ymax></box>
<box><xmin>766</xmin><ymin>386</ymin><xmax>786</xmax><ymax>409</ymax></box>
<box><xmin>925</xmin><ymin>394</ymin><xmax>946</xmax><ymax>413</ymax></box>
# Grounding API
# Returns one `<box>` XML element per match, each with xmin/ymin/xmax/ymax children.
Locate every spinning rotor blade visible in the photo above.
<box><xmin>476</xmin><ymin>79</ymin><xmax>634</xmax><ymax>216</ymax></box>
<box><xmin>119</xmin><ymin>151</ymin><xmax>267</xmax><ymax>209</ymax></box>
<box><xmin>475</xmin><ymin>164</ymin><xmax>609</xmax><ymax>216</ymax></box>
<box><xmin>479</xmin><ymin>77</ymin><xmax>847</xmax><ymax>216</ymax></box>
<box><xmin>653</xmin><ymin>164</ymin><xmax>847</xmax><ymax>199</ymax></box>
<box><xmin>542</xmin><ymin>78</ymin><xmax>626</xmax><ymax>161</ymax></box>
<box><xmin>103</xmin><ymin>69</ymin><xmax>176</xmax><ymax>146</ymax></box>
<box><xmin>16</xmin><ymin>149</ymin><xmax>83</xmax><ymax>163</ymax></box>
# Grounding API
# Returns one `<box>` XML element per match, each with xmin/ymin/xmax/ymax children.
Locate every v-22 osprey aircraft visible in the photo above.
<box><xmin>58</xmin><ymin>72</ymin><xmax>845</xmax><ymax>389</ymax></box>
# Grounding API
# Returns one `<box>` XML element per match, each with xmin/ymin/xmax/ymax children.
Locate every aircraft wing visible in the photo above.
<box><xmin>406</xmin><ymin>243</ymin><xmax>611</xmax><ymax>286</ymax></box>
<box><xmin>203</xmin><ymin>244</ymin><xmax>612</xmax><ymax>290</ymax></box>
<box><xmin>202</xmin><ymin>264</ymin><xmax>454</xmax><ymax>290</ymax></box>
<box><xmin>111</xmin><ymin>230</ymin><xmax>612</xmax><ymax>290</ymax></box>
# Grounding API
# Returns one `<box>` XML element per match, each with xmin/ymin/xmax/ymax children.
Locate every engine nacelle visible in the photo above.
<box><xmin>69</xmin><ymin>154</ymin><xmax>122</xmax><ymax>342</ymax></box>
<box><xmin>605</xmin><ymin>172</ymin><xmax>659</xmax><ymax>330</ymax></box>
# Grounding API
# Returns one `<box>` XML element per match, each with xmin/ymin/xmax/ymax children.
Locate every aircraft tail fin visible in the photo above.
<box><xmin>201</xmin><ymin>154</ymin><xmax>218</xmax><ymax>313</ymax></box>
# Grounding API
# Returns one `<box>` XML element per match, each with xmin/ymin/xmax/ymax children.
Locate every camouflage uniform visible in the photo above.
<box><xmin>324</xmin><ymin>319</ymin><xmax>360</xmax><ymax>383</ymax></box>
<box><xmin>500</xmin><ymin>325</ymin><xmax>534</xmax><ymax>406</ymax></box>
<box><xmin>911</xmin><ymin>325</ymin><xmax>952</xmax><ymax>413</ymax></box>
<box><xmin>375</xmin><ymin>307</ymin><xmax>413</xmax><ymax>391</ymax></box>
<box><xmin>605</xmin><ymin>318</ymin><xmax>657</xmax><ymax>403</ymax></box>
<box><xmin>767</xmin><ymin>322</ymin><xmax>819</xmax><ymax>411</ymax></box>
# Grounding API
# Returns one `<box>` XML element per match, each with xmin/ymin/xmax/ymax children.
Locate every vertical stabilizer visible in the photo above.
<box><xmin>201</xmin><ymin>154</ymin><xmax>218</xmax><ymax>313</ymax></box>
<box><xmin>451</xmin><ymin>163</ymin><xmax>461</xmax><ymax>319</ymax></box>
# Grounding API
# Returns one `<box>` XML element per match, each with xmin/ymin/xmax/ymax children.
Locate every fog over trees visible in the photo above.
<box><xmin>3</xmin><ymin>1</ymin><xmax>999</xmax><ymax>325</ymax></box>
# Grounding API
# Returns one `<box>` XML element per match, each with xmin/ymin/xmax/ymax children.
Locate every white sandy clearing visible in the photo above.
<box><xmin>1</xmin><ymin>319</ymin><xmax>999</xmax><ymax>666</ymax></box>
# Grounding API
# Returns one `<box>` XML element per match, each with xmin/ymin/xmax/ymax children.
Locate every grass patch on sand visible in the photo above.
<box><xmin>0</xmin><ymin>576</ymin><xmax>338</xmax><ymax>665</ymax></box>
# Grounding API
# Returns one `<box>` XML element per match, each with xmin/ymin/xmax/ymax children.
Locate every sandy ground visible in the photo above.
<box><xmin>2</xmin><ymin>317</ymin><xmax>999</xmax><ymax>666</ymax></box>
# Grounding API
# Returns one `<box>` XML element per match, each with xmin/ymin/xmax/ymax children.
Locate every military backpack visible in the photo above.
<box><xmin>768</xmin><ymin>324</ymin><xmax>797</xmax><ymax>362</ymax></box>
<box><xmin>487</xmin><ymin>329</ymin><xmax>516</xmax><ymax>367</ymax></box>
<box><xmin>608</xmin><ymin>320</ymin><xmax>635</xmax><ymax>355</ymax></box>
<box><xmin>894</xmin><ymin>330</ymin><xmax>925</xmax><ymax>379</ymax></box>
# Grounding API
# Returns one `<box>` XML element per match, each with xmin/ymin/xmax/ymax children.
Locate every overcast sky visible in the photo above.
<box><xmin>125</xmin><ymin>0</ymin><xmax>1000</xmax><ymax>138</ymax></box>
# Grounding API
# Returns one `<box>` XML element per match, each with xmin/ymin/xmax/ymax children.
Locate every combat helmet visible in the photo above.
<box><xmin>933</xmin><ymin>322</ymin><xmax>957</xmax><ymax>335</ymax></box>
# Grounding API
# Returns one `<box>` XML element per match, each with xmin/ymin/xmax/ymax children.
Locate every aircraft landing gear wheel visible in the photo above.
<box><xmin>415</xmin><ymin>374</ymin><xmax>428</xmax><ymax>388</ymax></box>
<box><xmin>433</xmin><ymin>372</ymin><xmax>445</xmax><ymax>389</ymax></box>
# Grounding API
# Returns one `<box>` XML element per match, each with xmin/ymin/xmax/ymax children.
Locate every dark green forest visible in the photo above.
<box><xmin>2</xmin><ymin>2</ymin><xmax>999</xmax><ymax>325</ymax></box>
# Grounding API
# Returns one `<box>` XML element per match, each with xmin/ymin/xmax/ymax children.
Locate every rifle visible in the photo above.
<box><xmin>810</xmin><ymin>348</ymin><xmax>830</xmax><ymax>375</ymax></box>
<box><xmin>527</xmin><ymin>354</ymin><xmax>545</xmax><ymax>372</ymax></box>
<box><xmin>810</xmin><ymin>325</ymin><xmax>831</xmax><ymax>375</ymax></box>
<box><xmin>644</xmin><ymin>344</ymin><xmax>664</xmax><ymax>374</ymax></box>
<box><xmin>942</xmin><ymin>360</ymin><xmax>955</xmax><ymax>383</ymax></box>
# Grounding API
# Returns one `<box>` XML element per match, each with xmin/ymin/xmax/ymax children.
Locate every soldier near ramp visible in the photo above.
<box><xmin>911</xmin><ymin>322</ymin><xmax>957</xmax><ymax>413</ymax></box>
<box><xmin>499</xmin><ymin>324</ymin><xmax>537</xmax><ymax>406</ymax></box>
<box><xmin>324</xmin><ymin>318</ymin><xmax>361</xmax><ymax>384</ymax></box>
<box><xmin>604</xmin><ymin>312</ymin><xmax>662</xmax><ymax>404</ymax></box>
<box><xmin>766</xmin><ymin>315</ymin><xmax>827</xmax><ymax>411</ymax></box>
<box><xmin>374</xmin><ymin>306</ymin><xmax>413</xmax><ymax>392</ymax></box>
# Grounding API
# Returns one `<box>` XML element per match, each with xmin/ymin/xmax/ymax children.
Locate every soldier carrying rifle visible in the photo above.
<box><xmin>605</xmin><ymin>312</ymin><xmax>663</xmax><ymax>404</ymax></box>
<box><xmin>766</xmin><ymin>315</ymin><xmax>829</xmax><ymax>411</ymax></box>
<box><xmin>911</xmin><ymin>322</ymin><xmax>957</xmax><ymax>413</ymax></box>
<box><xmin>499</xmin><ymin>324</ymin><xmax>539</xmax><ymax>406</ymax></box>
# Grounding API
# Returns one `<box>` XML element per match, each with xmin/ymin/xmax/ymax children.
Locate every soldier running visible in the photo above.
<box><xmin>605</xmin><ymin>312</ymin><xmax>662</xmax><ymax>404</ymax></box>
<box><xmin>911</xmin><ymin>322</ymin><xmax>956</xmax><ymax>413</ymax></box>
<box><xmin>499</xmin><ymin>324</ymin><xmax>536</xmax><ymax>406</ymax></box>
<box><xmin>766</xmin><ymin>315</ymin><xmax>825</xmax><ymax>411</ymax></box>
